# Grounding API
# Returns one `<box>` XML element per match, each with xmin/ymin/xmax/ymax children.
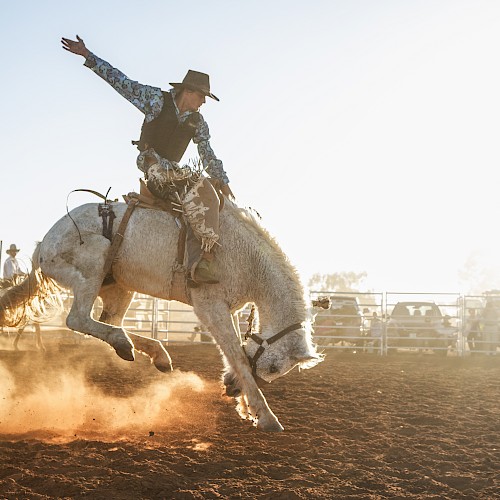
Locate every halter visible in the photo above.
<box><xmin>246</xmin><ymin>322</ymin><xmax>303</xmax><ymax>376</ymax></box>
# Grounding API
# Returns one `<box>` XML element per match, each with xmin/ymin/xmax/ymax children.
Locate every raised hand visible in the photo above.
<box><xmin>61</xmin><ymin>35</ymin><xmax>90</xmax><ymax>58</ymax></box>
<box><xmin>220</xmin><ymin>183</ymin><xmax>235</xmax><ymax>200</ymax></box>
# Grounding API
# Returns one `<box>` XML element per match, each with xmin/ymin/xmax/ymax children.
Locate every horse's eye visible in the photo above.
<box><xmin>269</xmin><ymin>365</ymin><xmax>278</xmax><ymax>374</ymax></box>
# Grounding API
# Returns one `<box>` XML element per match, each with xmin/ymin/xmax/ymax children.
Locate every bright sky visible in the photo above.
<box><xmin>2</xmin><ymin>0</ymin><xmax>500</xmax><ymax>293</ymax></box>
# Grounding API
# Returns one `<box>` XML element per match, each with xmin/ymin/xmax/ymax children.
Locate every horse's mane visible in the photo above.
<box><xmin>223</xmin><ymin>201</ymin><xmax>321</xmax><ymax>368</ymax></box>
<box><xmin>223</xmin><ymin>200</ymin><xmax>309</xmax><ymax>312</ymax></box>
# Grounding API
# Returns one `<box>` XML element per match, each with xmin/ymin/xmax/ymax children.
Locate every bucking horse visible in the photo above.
<box><xmin>0</xmin><ymin>196</ymin><xmax>323</xmax><ymax>431</ymax></box>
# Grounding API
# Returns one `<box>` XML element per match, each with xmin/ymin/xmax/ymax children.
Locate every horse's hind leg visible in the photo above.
<box><xmin>34</xmin><ymin>323</ymin><xmax>45</xmax><ymax>352</ymax></box>
<box><xmin>99</xmin><ymin>284</ymin><xmax>172</xmax><ymax>372</ymax></box>
<box><xmin>13</xmin><ymin>327</ymin><xmax>22</xmax><ymax>351</ymax></box>
<box><xmin>127</xmin><ymin>332</ymin><xmax>173</xmax><ymax>372</ymax></box>
<box><xmin>98</xmin><ymin>284</ymin><xmax>135</xmax><ymax>327</ymax></box>
<box><xmin>66</xmin><ymin>278</ymin><xmax>135</xmax><ymax>361</ymax></box>
<box><xmin>13</xmin><ymin>323</ymin><xmax>45</xmax><ymax>351</ymax></box>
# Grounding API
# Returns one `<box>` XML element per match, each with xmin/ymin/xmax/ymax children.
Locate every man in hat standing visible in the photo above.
<box><xmin>2</xmin><ymin>244</ymin><xmax>42</xmax><ymax>347</ymax></box>
<box><xmin>3</xmin><ymin>244</ymin><xmax>25</xmax><ymax>281</ymax></box>
<box><xmin>61</xmin><ymin>35</ymin><xmax>233</xmax><ymax>285</ymax></box>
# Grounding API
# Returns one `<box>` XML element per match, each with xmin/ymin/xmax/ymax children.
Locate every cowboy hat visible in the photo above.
<box><xmin>170</xmin><ymin>70</ymin><xmax>219</xmax><ymax>101</ymax></box>
<box><xmin>6</xmin><ymin>243</ymin><xmax>20</xmax><ymax>255</ymax></box>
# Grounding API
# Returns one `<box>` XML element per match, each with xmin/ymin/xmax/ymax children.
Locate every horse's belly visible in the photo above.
<box><xmin>111</xmin><ymin>212</ymin><xmax>179</xmax><ymax>298</ymax></box>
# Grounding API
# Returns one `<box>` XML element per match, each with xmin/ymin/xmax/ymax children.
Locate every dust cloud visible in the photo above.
<box><xmin>0</xmin><ymin>347</ymin><xmax>212</xmax><ymax>443</ymax></box>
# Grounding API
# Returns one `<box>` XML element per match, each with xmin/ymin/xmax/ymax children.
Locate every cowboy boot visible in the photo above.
<box><xmin>193</xmin><ymin>256</ymin><xmax>219</xmax><ymax>285</ymax></box>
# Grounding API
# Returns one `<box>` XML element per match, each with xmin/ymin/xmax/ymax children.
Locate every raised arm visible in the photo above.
<box><xmin>61</xmin><ymin>35</ymin><xmax>163</xmax><ymax>119</ymax></box>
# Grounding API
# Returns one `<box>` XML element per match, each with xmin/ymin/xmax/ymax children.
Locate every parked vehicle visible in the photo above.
<box><xmin>314</xmin><ymin>295</ymin><xmax>366</xmax><ymax>346</ymax></box>
<box><xmin>386</xmin><ymin>301</ymin><xmax>457</xmax><ymax>354</ymax></box>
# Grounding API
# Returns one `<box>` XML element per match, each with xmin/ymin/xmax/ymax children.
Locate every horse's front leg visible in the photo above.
<box><xmin>192</xmin><ymin>298</ymin><xmax>283</xmax><ymax>432</ymax></box>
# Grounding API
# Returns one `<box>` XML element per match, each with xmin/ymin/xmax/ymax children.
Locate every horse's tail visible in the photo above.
<box><xmin>0</xmin><ymin>243</ymin><xmax>64</xmax><ymax>328</ymax></box>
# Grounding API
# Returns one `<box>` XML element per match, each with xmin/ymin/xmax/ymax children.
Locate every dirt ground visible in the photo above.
<box><xmin>0</xmin><ymin>333</ymin><xmax>498</xmax><ymax>499</ymax></box>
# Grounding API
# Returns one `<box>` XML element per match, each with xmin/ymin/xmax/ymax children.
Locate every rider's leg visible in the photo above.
<box><xmin>145</xmin><ymin>160</ymin><xmax>221</xmax><ymax>285</ymax></box>
<box><xmin>183</xmin><ymin>178</ymin><xmax>221</xmax><ymax>285</ymax></box>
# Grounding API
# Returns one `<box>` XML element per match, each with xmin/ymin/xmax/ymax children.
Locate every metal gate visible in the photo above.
<box><xmin>9</xmin><ymin>291</ymin><xmax>500</xmax><ymax>356</ymax></box>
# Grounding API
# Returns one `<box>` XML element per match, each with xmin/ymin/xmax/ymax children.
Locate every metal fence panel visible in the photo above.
<box><xmin>6</xmin><ymin>291</ymin><xmax>499</xmax><ymax>357</ymax></box>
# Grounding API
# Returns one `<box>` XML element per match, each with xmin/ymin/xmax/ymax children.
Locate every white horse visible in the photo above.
<box><xmin>0</xmin><ymin>199</ymin><xmax>323</xmax><ymax>431</ymax></box>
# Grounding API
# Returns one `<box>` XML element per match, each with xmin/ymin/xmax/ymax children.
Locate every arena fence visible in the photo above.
<box><xmin>310</xmin><ymin>291</ymin><xmax>500</xmax><ymax>357</ymax></box>
<box><xmin>3</xmin><ymin>291</ymin><xmax>499</xmax><ymax>357</ymax></box>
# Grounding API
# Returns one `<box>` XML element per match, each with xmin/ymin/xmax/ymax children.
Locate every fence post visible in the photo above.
<box><xmin>151</xmin><ymin>298</ymin><xmax>158</xmax><ymax>339</ymax></box>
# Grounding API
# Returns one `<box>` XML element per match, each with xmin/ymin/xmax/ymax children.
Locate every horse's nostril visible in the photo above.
<box><xmin>270</xmin><ymin>365</ymin><xmax>278</xmax><ymax>374</ymax></box>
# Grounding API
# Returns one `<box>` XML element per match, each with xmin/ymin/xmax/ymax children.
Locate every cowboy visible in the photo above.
<box><xmin>61</xmin><ymin>35</ymin><xmax>233</xmax><ymax>285</ymax></box>
<box><xmin>3</xmin><ymin>244</ymin><xmax>24</xmax><ymax>281</ymax></box>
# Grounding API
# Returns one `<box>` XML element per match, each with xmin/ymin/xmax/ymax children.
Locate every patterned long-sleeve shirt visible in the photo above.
<box><xmin>83</xmin><ymin>53</ymin><xmax>229</xmax><ymax>185</ymax></box>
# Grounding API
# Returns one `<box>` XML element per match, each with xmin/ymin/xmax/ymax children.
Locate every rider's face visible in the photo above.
<box><xmin>184</xmin><ymin>90</ymin><xmax>206</xmax><ymax>111</ymax></box>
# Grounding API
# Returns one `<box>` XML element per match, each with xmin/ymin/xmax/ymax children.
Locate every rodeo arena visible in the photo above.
<box><xmin>0</xmin><ymin>254</ymin><xmax>499</xmax><ymax>499</ymax></box>
<box><xmin>0</xmin><ymin>20</ymin><xmax>499</xmax><ymax>498</ymax></box>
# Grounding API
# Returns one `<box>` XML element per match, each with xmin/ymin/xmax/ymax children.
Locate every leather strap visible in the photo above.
<box><xmin>102</xmin><ymin>200</ymin><xmax>138</xmax><ymax>281</ymax></box>
<box><xmin>247</xmin><ymin>322</ymin><xmax>303</xmax><ymax>374</ymax></box>
<box><xmin>98</xmin><ymin>203</ymin><xmax>116</xmax><ymax>241</ymax></box>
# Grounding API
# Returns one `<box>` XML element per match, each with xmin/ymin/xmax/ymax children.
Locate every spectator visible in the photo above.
<box><xmin>465</xmin><ymin>308</ymin><xmax>481</xmax><ymax>354</ymax></box>
<box><xmin>2</xmin><ymin>243</ymin><xmax>42</xmax><ymax>347</ymax></box>
<box><xmin>189</xmin><ymin>325</ymin><xmax>212</xmax><ymax>343</ymax></box>
<box><xmin>369</xmin><ymin>311</ymin><xmax>383</xmax><ymax>350</ymax></box>
<box><xmin>480</xmin><ymin>301</ymin><xmax>499</xmax><ymax>355</ymax></box>
<box><xmin>3</xmin><ymin>244</ymin><xmax>24</xmax><ymax>281</ymax></box>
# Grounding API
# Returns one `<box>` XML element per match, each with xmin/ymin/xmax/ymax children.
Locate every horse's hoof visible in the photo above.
<box><xmin>153</xmin><ymin>358</ymin><xmax>173</xmax><ymax>372</ymax></box>
<box><xmin>152</xmin><ymin>347</ymin><xmax>173</xmax><ymax>372</ymax></box>
<box><xmin>257</xmin><ymin>418</ymin><xmax>284</xmax><ymax>432</ymax></box>
<box><xmin>224</xmin><ymin>372</ymin><xmax>242</xmax><ymax>396</ymax></box>
<box><xmin>115</xmin><ymin>346</ymin><xmax>135</xmax><ymax>361</ymax></box>
<box><xmin>114</xmin><ymin>338</ymin><xmax>135</xmax><ymax>361</ymax></box>
<box><xmin>225</xmin><ymin>385</ymin><xmax>241</xmax><ymax>398</ymax></box>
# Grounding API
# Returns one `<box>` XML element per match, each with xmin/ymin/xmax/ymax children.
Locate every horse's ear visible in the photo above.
<box><xmin>292</xmin><ymin>353</ymin><xmax>316</xmax><ymax>364</ymax></box>
<box><xmin>295</xmin><ymin>353</ymin><xmax>324</xmax><ymax>369</ymax></box>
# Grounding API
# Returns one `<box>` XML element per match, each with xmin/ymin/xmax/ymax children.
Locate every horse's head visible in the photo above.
<box><xmin>244</xmin><ymin>321</ymin><xmax>324</xmax><ymax>384</ymax></box>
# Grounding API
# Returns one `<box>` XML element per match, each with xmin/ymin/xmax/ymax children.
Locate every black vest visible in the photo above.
<box><xmin>138</xmin><ymin>92</ymin><xmax>200</xmax><ymax>162</ymax></box>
